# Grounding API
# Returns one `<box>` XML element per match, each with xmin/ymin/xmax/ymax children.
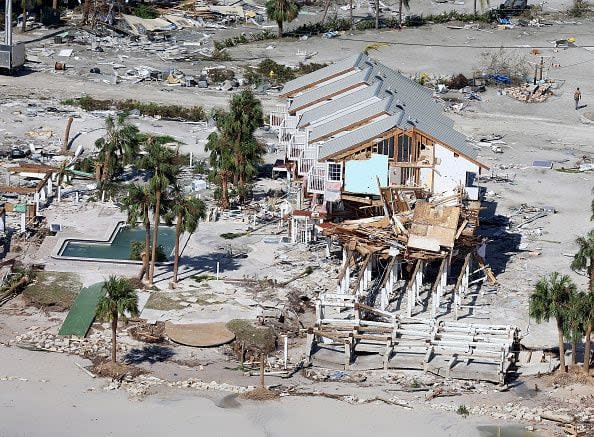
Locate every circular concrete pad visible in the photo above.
<box><xmin>164</xmin><ymin>322</ymin><xmax>235</xmax><ymax>347</ymax></box>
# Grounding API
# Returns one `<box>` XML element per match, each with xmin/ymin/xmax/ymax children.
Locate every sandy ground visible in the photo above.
<box><xmin>0</xmin><ymin>14</ymin><xmax>593</xmax><ymax>437</ymax></box>
<box><xmin>0</xmin><ymin>344</ymin><xmax>500</xmax><ymax>437</ymax></box>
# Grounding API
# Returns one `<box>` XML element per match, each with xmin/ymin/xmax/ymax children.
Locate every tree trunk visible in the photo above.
<box><xmin>172</xmin><ymin>212</ymin><xmax>182</xmax><ymax>284</ymax></box>
<box><xmin>259</xmin><ymin>353</ymin><xmax>265</xmax><ymax>388</ymax></box>
<box><xmin>220</xmin><ymin>172</ymin><xmax>229</xmax><ymax>210</ymax></box>
<box><xmin>321</xmin><ymin>0</ymin><xmax>332</xmax><ymax>23</ymax></box>
<box><xmin>375</xmin><ymin>0</ymin><xmax>379</xmax><ymax>30</ymax></box>
<box><xmin>149</xmin><ymin>190</ymin><xmax>161</xmax><ymax>286</ymax></box>
<box><xmin>571</xmin><ymin>339</ymin><xmax>577</xmax><ymax>365</ymax></box>
<box><xmin>350</xmin><ymin>0</ymin><xmax>353</xmax><ymax>29</ymax></box>
<box><xmin>111</xmin><ymin>315</ymin><xmax>118</xmax><ymax>363</ymax></box>
<box><xmin>83</xmin><ymin>0</ymin><xmax>90</xmax><ymax>24</ymax></box>
<box><xmin>585</xmin><ymin>322</ymin><xmax>592</xmax><ymax>374</ymax></box>
<box><xmin>399</xmin><ymin>0</ymin><xmax>403</xmax><ymax>26</ymax></box>
<box><xmin>139</xmin><ymin>213</ymin><xmax>150</xmax><ymax>281</ymax></box>
<box><xmin>21</xmin><ymin>2</ymin><xmax>27</xmax><ymax>33</ymax></box>
<box><xmin>63</xmin><ymin>116</ymin><xmax>74</xmax><ymax>153</ymax></box>
<box><xmin>557</xmin><ymin>320</ymin><xmax>567</xmax><ymax>372</ymax></box>
<box><xmin>102</xmin><ymin>155</ymin><xmax>110</xmax><ymax>182</ymax></box>
<box><xmin>277</xmin><ymin>20</ymin><xmax>283</xmax><ymax>38</ymax></box>
<box><xmin>474</xmin><ymin>0</ymin><xmax>477</xmax><ymax>15</ymax></box>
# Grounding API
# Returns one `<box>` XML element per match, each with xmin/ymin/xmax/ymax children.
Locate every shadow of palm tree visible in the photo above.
<box><xmin>124</xmin><ymin>345</ymin><xmax>175</xmax><ymax>364</ymax></box>
<box><xmin>152</xmin><ymin>251</ymin><xmax>243</xmax><ymax>283</ymax></box>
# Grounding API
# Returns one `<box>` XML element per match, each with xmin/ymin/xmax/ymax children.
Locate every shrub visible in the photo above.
<box><xmin>133</xmin><ymin>4</ymin><xmax>160</xmax><ymax>19</ymax></box>
<box><xmin>457</xmin><ymin>405</ymin><xmax>469</xmax><ymax>417</ymax></box>
<box><xmin>479</xmin><ymin>47</ymin><xmax>530</xmax><ymax>84</ymax></box>
<box><xmin>61</xmin><ymin>96</ymin><xmax>206</xmax><ymax>122</ymax></box>
<box><xmin>447</xmin><ymin>73</ymin><xmax>469</xmax><ymax>89</ymax></box>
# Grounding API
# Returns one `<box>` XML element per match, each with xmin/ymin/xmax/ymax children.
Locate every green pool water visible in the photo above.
<box><xmin>60</xmin><ymin>225</ymin><xmax>176</xmax><ymax>261</ymax></box>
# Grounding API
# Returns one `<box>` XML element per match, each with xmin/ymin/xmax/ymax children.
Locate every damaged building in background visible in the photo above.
<box><xmin>271</xmin><ymin>53</ymin><xmax>517</xmax><ymax>383</ymax></box>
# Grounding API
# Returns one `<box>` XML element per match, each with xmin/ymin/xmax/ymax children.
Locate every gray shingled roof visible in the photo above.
<box><xmin>285</xmin><ymin>54</ymin><xmax>479</xmax><ymax>162</ymax></box>
<box><xmin>280</xmin><ymin>53</ymin><xmax>366</xmax><ymax>96</ymax></box>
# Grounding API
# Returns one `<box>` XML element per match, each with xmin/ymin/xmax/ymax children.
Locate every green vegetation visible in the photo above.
<box><xmin>206</xmin><ymin>90</ymin><xmax>265</xmax><ymax>208</ymax></box>
<box><xmin>457</xmin><ymin>405</ymin><xmax>469</xmax><ymax>417</ymax></box>
<box><xmin>140</xmin><ymin>143</ymin><xmax>180</xmax><ymax>286</ymax></box>
<box><xmin>213</xmin><ymin>31</ymin><xmax>276</xmax><ymax>51</ymax></box>
<box><xmin>568</xmin><ymin>0</ymin><xmax>590</xmax><ymax>16</ymax></box>
<box><xmin>165</xmin><ymin>194</ymin><xmax>206</xmax><ymax>285</ymax></box>
<box><xmin>244</xmin><ymin>59</ymin><xmax>328</xmax><ymax>86</ymax></box>
<box><xmin>530</xmin><ymin>272</ymin><xmax>575</xmax><ymax>372</ymax></box>
<box><xmin>61</xmin><ymin>96</ymin><xmax>206</xmax><ymax>122</ymax></box>
<box><xmin>226</xmin><ymin>319</ymin><xmax>276</xmax><ymax>387</ymax></box>
<box><xmin>144</xmin><ymin>292</ymin><xmax>186</xmax><ymax>311</ymax></box>
<box><xmin>192</xmin><ymin>274</ymin><xmax>217</xmax><ymax>283</ymax></box>
<box><xmin>129</xmin><ymin>241</ymin><xmax>167</xmax><ymax>263</ymax></box>
<box><xmin>266</xmin><ymin>0</ymin><xmax>300</xmax><ymax>38</ymax></box>
<box><xmin>96</xmin><ymin>276</ymin><xmax>139</xmax><ymax>363</ymax></box>
<box><xmin>133</xmin><ymin>4</ymin><xmax>160</xmax><ymax>18</ymax></box>
<box><xmin>220</xmin><ymin>232</ymin><xmax>247</xmax><ymax>240</ymax></box>
<box><xmin>22</xmin><ymin>271</ymin><xmax>81</xmax><ymax>311</ymax></box>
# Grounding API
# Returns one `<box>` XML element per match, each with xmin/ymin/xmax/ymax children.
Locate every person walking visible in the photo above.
<box><xmin>574</xmin><ymin>88</ymin><xmax>582</xmax><ymax>110</ymax></box>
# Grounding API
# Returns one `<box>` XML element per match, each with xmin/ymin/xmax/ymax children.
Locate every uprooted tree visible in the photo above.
<box><xmin>226</xmin><ymin>319</ymin><xmax>276</xmax><ymax>388</ymax></box>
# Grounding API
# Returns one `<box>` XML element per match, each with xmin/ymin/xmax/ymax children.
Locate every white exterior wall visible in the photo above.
<box><xmin>433</xmin><ymin>143</ymin><xmax>479</xmax><ymax>195</ymax></box>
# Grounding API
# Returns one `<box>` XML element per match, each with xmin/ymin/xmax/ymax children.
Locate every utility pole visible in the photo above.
<box><xmin>5</xmin><ymin>0</ymin><xmax>12</xmax><ymax>45</ymax></box>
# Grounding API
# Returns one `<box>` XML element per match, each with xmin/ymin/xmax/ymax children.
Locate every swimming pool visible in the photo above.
<box><xmin>59</xmin><ymin>223</ymin><xmax>176</xmax><ymax>262</ymax></box>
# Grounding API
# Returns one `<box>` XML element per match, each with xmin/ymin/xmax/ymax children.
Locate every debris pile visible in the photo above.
<box><xmin>503</xmin><ymin>83</ymin><xmax>554</xmax><ymax>103</ymax></box>
<box><xmin>14</xmin><ymin>326</ymin><xmax>133</xmax><ymax>357</ymax></box>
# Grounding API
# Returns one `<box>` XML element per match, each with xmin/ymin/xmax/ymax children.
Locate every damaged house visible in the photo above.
<box><xmin>271</xmin><ymin>54</ymin><xmax>517</xmax><ymax>383</ymax></box>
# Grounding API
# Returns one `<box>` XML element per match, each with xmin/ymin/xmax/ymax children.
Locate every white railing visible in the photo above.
<box><xmin>307</xmin><ymin>163</ymin><xmax>326</xmax><ymax>194</ymax></box>
<box><xmin>298</xmin><ymin>146</ymin><xmax>318</xmax><ymax>176</ymax></box>
<box><xmin>269</xmin><ymin>104</ymin><xmax>288</xmax><ymax>132</ymax></box>
<box><xmin>288</xmin><ymin>131</ymin><xmax>307</xmax><ymax>161</ymax></box>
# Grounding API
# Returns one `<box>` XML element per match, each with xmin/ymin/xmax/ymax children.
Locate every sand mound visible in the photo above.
<box><xmin>91</xmin><ymin>361</ymin><xmax>146</xmax><ymax>379</ymax></box>
<box><xmin>239</xmin><ymin>386</ymin><xmax>279</xmax><ymax>401</ymax></box>
<box><xmin>165</xmin><ymin>322</ymin><xmax>235</xmax><ymax>347</ymax></box>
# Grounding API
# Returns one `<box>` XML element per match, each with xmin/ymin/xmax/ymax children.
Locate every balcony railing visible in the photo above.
<box><xmin>269</xmin><ymin>104</ymin><xmax>287</xmax><ymax>132</ymax></box>
<box><xmin>298</xmin><ymin>146</ymin><xmax>318</xmax><ymax>176</ymax></box>
<box><xmin>307</xmin><ymin>163</ymin><xmax>326</xmax><ymax>194</ymax></box>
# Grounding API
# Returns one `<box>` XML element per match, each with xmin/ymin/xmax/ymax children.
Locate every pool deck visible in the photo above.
<box><xmin>30</xmin><ymin>203</ymin><xmax>190</xmax><ymax>287</ymax></box>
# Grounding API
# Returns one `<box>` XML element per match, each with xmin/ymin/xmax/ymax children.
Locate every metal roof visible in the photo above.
<box><xmin>297</xmin><ymin>83</ymin><xmax>381</xmax><ymax>128</ymax></box>
<box><xmin>284</xmin><ymin>53</ymin><xmax>479</xmax><ymax>162</ymax></box>
<box><xmin>288</xmin><ymin>69</ymin><xmax>368</xmax><ymax>112</ymax></box>
<box><xmin>319</xmin><ymin>114</ymin><xmax>403</xmax><ymax>160</ymax></box>
<box><xmin>280</xmin><ymin>53</ymin><xmax>367</xmax><ymax>96</ymax></box>
<box><xmin>308</xmin><ymin>98</ymin><xmax>390</xmax><ymax>142</ymax></box>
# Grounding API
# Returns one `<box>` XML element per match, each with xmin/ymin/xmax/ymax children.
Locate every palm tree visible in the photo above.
<box><xmin>96</xmin><ymin>276</ymin><xmax>139</xmax><ymax>363</ymax></box>
<box><xmin>140</xmin><ymin>143</ymin><xmax>179</xmax><ymax>286</ymax></box>
<box><xmin>121</xmin><ymin>184</ymin><xmax>153</xmax><ymax>281</ymax></box>
<box><xmin>95</xmin><ymin>114</ymin><xmax>140</xmax><ymax>184</ymax></box>
<box><xmin>265</xmin><ymin>0</ymin><xmax>300</xmax><ymax>38</ymax></box>
<box><xmin>564</xmin><ymin>292</ymin><xmax>587</xmax><ymax>366</ymax></box>
<box><xmin>529</xmin><ymin>272</ymin><xmax>576</xmax><ymax>372</ymax></box>
<box><xmin>166</xmin><ymin>194</ymin><xmax>206</xmax><ymax>286</ymax></box>
<box><xmin>571</xmin><ymin>229</ymin><xmax>594</xmax><ymax>372</ymax></box>
<box><xmin>576</xmin><ymin>292</ymin><xmax>594</xmax><ymax>373</ymax></box>
<box><xmin>399</xmin><ymin>0</ymin><xmax>410</xmax><ymax>26</ymax></box>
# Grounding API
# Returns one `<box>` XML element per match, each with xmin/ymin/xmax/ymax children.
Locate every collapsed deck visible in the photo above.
<box><xmin>303</xmin><ymin>191</ymin><xmax>518</xmax><ymax>383</ymax></box>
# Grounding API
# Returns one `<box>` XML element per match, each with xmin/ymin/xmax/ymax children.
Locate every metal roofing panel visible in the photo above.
<box><xmin>309</xmin><ymin>99</ymin><xmax>389</xmax><ymax>142</ymax></box>
<box><xmin>280</xmin><ymin>53</ymin><xmax>365</xmax><ymax>96</ymax></box>
<box><xmin>288</xmin><ymin>69</ymin><xmax>368</xmax><ymax>112</ymax></box>
<box><xmin>298</xmin><ymin>83</ymin><xmax>381</xmax><ymax>128</ymax></box>
<box><xmin>319</xmin><ymin>114</ymin><xmax>402</xmax><ymax>160</ymax></box>
<box><xmin>284</xmin><ymin>53</ymin><xmax>478</xmax><ymax>162</ymax></box>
